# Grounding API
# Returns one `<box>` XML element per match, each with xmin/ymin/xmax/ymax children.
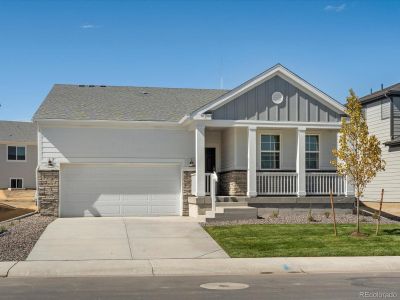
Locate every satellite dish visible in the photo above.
<box><xmin>272</xmin><ymin>92</ymin><xmax>284</xmax><ymax>105</ymax></box>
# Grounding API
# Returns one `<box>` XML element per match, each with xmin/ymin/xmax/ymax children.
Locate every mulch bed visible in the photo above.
<box><xmin>0</xmin><ymin>214</ymin><xmax>55</xmax><ymax>261</ymax></box>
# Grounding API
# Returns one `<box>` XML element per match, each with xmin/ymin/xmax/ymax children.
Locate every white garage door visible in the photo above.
<box><xmin>60</xmin><ymin>164</ymin><xmax>181</xmax><ymax>217</ymax></box>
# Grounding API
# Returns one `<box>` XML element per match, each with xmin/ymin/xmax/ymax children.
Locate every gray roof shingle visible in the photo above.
<box><xmin>0</xmin><ymin>121</ymin><xmax>36</xmax><ymax>143</ymax></box>
<box><xmin>360</xmin><ymin>83</ymin><xmax>400</xmax><ymax>104</ymax></box>
<box><xmin>33</xmin><ymin>84</ymin><xmax>229</xmax><ymax>122</ymax></box>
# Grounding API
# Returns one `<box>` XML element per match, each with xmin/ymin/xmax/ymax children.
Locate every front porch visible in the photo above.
<box><xmin>192</xmin><ymin>171</ymin><xmax>349</xmax><ymax>197</ymax></box>
<box><xmin>190</xmin><ymin>125</ymin><xmax>353</xmax><ymax>198</ymax></box>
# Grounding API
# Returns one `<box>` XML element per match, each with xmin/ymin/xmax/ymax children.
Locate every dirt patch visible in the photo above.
<box><xmin>0</xmin><ymin>204</ymin><xmax>35</xmax><ymax>222</ymax></box>
<box><xmin>362</xmin><ymin>201</ymin><xmax>400</xmax><ymax>218</ymax></box>
<box><xmin>0</xmin><ymin>189</ymin><xmax>36</xmax><ymax>210</ymax></box>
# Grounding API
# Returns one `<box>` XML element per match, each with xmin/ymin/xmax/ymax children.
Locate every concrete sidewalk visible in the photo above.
<box><xmin>1</xmin><ymin>256</ymin><xmax>400</xmax><ymax>278</ymax></box>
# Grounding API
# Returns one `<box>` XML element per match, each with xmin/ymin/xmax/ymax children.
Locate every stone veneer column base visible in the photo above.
<box><xmin>218</xmin><ymin>170</ymin><xmax>247</xmax><ymax>196</ymax></box>
<box><xmin>38</xmin><ymin>170</ymin><xmax>60</xmax><ymax>217</ymax></box>
<box><xmin>182</xmin><ymin>169</ymin><xmax>195</xmax><ymax>216</ymax></box>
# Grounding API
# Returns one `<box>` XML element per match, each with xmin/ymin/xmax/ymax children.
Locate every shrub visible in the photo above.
<box><xmin>271</xmin><ymin>210</ymin><xmax>279</xmax><ymax>218</ymax></box>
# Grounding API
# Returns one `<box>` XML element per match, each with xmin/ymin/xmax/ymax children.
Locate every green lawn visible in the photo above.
<box><xmin>204</xmin><ymin>224</ymin><xmax>400</xmax><ymax>257</ymax></box>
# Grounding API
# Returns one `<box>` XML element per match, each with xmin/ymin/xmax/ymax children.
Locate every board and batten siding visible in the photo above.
<box><xmin>212</xmin><ymin>75</ymin><xmax>340</xmax><ymax>122</ymax></box>
<box><xmin>38</xmin><ymin>126</ymin><xmax>195</xmax><ymax>167</ymax></box>
<box><xmin>363</xmin><ymin>100</ymin><xmax>400</xmax><ymax>202</ymax></box>
<box><xmin>0</xmin><ymin>144</ymin><xmax>37</xmax><ymax>188</ymax></box>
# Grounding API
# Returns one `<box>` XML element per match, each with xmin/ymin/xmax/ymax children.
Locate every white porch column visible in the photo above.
<box><xmin>195</xmin><ymin>124</ymin><xmax>206</xmax><ymax>197</ymax></box>
<box><xmin>247</xmin><ymin>126</ymin><xmax>257</xmax><ymax>197</ymax></box>
<box><xmin>336</xmin><ymin>131</ymin><xmax>354</xmax><ymax>196</ymax></box>
<box><xmin>296</xmin><ymin>127</ymin><xmax>306</xmax><ymax>197</ymax></box>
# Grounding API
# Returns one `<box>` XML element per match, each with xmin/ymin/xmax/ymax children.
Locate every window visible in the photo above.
<box><xmin>306</xmin><ymin>135</ymin><xmax>319</xmax><ymax>170</ymax></box>
<box><xmin>10</xmin><ymin>178</ymin><xmax>23</xmax><ymax>189</ymax></box>
<box><xmin>261</xmin><ymin>135</ymin><xmax>280</xmax><ymax>169</ymax></box>
<box><xmin>7</xmin><ymin>146</ymin><xmax>26</xmax><ymax>161</ymax></box>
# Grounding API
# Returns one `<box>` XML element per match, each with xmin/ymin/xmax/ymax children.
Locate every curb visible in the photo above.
<box><xmin>1</xmin><ymin>256</ymin><xmax>400</xmax><ymax>278</ymax></box>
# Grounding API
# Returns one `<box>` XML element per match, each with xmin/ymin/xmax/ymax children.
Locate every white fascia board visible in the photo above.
<box><xmin>35</xmin><ymin>119</ymin><xmax>183</xmax><ymax>129</ymax></box>
<box><xmin>200</xmin><ymin>119</ymin><xmax>342</xmax><ymax>130</ymax></box>
<box><xmin>191</xmin><ymin>64</ymin><xmax>345</xmax><ymax>118</ymax></box>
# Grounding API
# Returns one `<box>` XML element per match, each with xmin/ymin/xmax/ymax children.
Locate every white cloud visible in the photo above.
<box><xmin>324</xmin><ymin>3</ymin><xmax>346</xmax><ymax>12</ymax></box>
<box><xmin>80</xmin><ymin>24</ymin><xmax>99</xmax><ymax>29</ymax></box>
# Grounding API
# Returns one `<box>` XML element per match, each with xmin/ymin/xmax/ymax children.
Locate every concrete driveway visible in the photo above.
<box><xmin>27</xmin><ymin>217</ymin><xmax>228</xmax><ymax>261</ymax></box>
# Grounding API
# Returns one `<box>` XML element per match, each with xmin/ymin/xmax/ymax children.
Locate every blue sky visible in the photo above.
<box><xmin>0</xmin><ymin>0</ymin><xmax>399</xmax><ymax>121</ymax></box>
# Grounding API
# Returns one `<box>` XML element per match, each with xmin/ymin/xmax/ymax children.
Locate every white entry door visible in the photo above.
<box><xmin>60</xmin><ymin>164</ymin><xmax>181</xmax><ymax>217</ymax></box>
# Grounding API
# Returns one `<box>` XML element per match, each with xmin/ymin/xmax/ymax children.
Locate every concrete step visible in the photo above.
<box><xmin>205</xmin><ymin>206</ymin><xmax>258</xmax><ymax>222</ymax></box>
<box><xmin>216</xmin><ymin>202</ymin><xmax>249</xmax><ymax>207</ymax></box>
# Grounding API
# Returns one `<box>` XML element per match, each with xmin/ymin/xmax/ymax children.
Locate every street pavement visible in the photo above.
<box><xmin>0</xmin><ymin>273</ymin><xmax>399</xmax><ymax>299</ymax></box>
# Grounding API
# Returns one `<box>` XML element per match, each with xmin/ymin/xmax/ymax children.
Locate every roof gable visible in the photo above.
<box><xmin>191</xmin><ymin>64</ymin><xmax>345</xmax><ymax>119</ymax></box>
<box><xmin>212</xmin><ymin>75</ymin><xmax>341</xmax><ymax>122</ymax></box>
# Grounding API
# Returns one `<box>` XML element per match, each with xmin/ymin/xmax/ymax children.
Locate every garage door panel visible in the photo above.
<box><xmin>60</xmin><ymin>164</ymin><xmax>181</xmax><ymax>217</ymax></box>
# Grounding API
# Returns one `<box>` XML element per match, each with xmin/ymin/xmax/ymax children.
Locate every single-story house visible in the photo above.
<box><xmin>361</xmin><ymin>83</ymin><xmax>400</xmax><ymax>202</ymax></box>
<box><xmin>0</xmin><ymin>121</ymin><xmax>37</xmax><ymax>189</ymax></box>
<box><xmin>33</xmin><ymin>64</ymin><xmax>354</xmax><ymax>217</ymax></box>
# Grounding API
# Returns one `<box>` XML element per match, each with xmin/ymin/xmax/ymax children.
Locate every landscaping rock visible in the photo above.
<box><xmin>0</xmin><ymin>214</ymin><xmax>55</xmax><ymax>261</ymax></box>
<box><xmin>202</xmin><ymin>212</ymin><xmax>398</xmax><ymax>226</ymax></box>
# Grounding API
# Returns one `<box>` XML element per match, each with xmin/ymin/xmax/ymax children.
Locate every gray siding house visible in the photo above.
<box><xmin>0</xmin><ymin>121</ymin><xmax>37</xmax><ymax>189</ymax></box>
<box><xmin>33</xmin><ymin>64</ymin><xmax>354</xmax><ymax>218</ymax></box>
<box><xmin>361</xmin><ymin>83</ymin><xmax>400</xmax><ymax>203</ymax></box>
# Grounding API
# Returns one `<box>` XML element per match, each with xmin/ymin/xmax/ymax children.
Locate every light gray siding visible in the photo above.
<box><xmin>363</xmin><ymin>101</ymin><xmax>400</xmax><ymax>202</ymax></box>
<box><xmin>0</xmin><ymin>144</ymin><xmax>37</xmax><ymax>188</ymax></box>
<box><xmin>393</xmin><ymin>97</ymin><xmax>400</xmax><ymax>138</ymax></box>
<box><xmin>212</xmin><ymin>75</ymin><xmax>340</xmax><ymax>122</ymax></box>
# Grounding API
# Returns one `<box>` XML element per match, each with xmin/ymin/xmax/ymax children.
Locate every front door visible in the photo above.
<box><xmin>205</xmin><ymin>148</ymin><xmax>216</xmax><ymax>173</ymax></box>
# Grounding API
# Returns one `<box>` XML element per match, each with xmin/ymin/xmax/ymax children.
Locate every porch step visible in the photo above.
<box><xmin>216</xmin><ymin>202</ymin><xmax>249</xmax><ymax>207</ymax></box>
<box><xmin>205</xmin><ymin>206</ymin><xmax>258</xmax><ymax>222</ymax></box>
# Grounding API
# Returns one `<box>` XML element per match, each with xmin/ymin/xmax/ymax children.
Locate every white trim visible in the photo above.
<box><xmin>6</xmin><ymin>145</ymin><xmax>27</xmax><ymax>162</ymax></box>
<box><xmin>197</xmin><ymin>119</ymin><xmax>342</xmax><ymax>130</ymax></box>
<box><xmin>259</xmin><ymin>133</ymin><xmax>282</xmax><ymax>171</ymax></box>
<box><xmin>305</xmin><ymin>134</ymin><xmax>321</xmax><ymax>170</ymax></box>
<box><xmin>10</xmin><ymin>178</ymin><xmax>24</xmax><ymax>189</ymax></box>
<box><xmin>191</xmin><ymin>64</ymin><xmax>346</xmax><ymax>118</ymax></box>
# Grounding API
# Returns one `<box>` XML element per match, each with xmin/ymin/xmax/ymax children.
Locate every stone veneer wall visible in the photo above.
<box><xmin>218</xmin><ymin>170</ymin><xmax>247</xmax><ymax>196</ymax></box>
<box><xmin>38</xmin><ymin>170</ymin><xmax>59</xmax><ymax>217</ymax></box>
<box><xmin>182</xmin><ymin>170</ymin><xmax>195</xmax><ymax>216</ymax></box>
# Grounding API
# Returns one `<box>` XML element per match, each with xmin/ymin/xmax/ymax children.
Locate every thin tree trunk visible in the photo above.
<box><xmin>375</xmin><ymin>189</ymin><xmax>384</xmax><ymax>236</ymax></box>
<box><xmin>356</xmin><ymin>196</ymin><xmax>360</xmax><ymax>233</ymax></box>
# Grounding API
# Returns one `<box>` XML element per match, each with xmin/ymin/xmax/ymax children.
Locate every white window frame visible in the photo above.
<box><xmin>7</xmin><ymin>145</ymin><xmax>27</xmax><ymax>162</ymax></box>
<box><xmin>305</xmin><ymin>134</ymin><xmax>320</xmax><ymax>170</ymax></box>
<box><xmin>10</xmin><ymin>178</ymin><xmax>24</xmax><ymax>189</ymax></box>
<box><xmin>260</xmin><ymin>134</ymin><xmax>281</xmax><ymax>170</ymax></box>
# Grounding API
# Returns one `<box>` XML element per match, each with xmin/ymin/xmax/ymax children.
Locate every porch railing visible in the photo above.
<box><xmin>205</xmin><ymin>173</ymin><xmax>212</xmax><ymax>195</ymax></box>
<box><xmin>190</xmin><ymin>173</ymin><xmax>213</xmax><ymax>196</ymax></box>
<box><xmin>306</xmin><ymin>172</ymin><xmax>346</xmax><ymax>195</ymax></box>
<box><xmin>257</xmin><ymin>172</ymin><xmax>298</xmax><ymax>195</ymax></box>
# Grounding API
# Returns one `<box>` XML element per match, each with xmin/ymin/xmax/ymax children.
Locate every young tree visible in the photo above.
<box><xmin>332</xmin><ymin>90</ymin><xmax>385</xmax><ymax>235</ymax></box>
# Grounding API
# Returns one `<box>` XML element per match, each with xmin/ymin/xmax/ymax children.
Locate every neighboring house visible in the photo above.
<box><xmin>360</xmin><ymin>83</ymin><xmax>400</xmax><ymax>203</ymax></box>
<box><xmin>33</xmin><ymin>64</ymin><xmax>353</xmax><ymax>217</ymax></box>
<box><xmin>0</xmin><ymin>121</ymin><xmax>37</xmax><ymax>189</ymax></box>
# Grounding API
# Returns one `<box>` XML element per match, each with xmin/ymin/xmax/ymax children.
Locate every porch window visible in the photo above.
<box><xmin>306</xmin><ymin>135</ymin><xmax>319</xmax><ymax>169</ymax></box>
<box><xmin>10</xmin><ymin>178</ymin><xmax>23</xmax><ymax>189</ymax></box>
<box><xmin>260</xmin><ymin>135</ymin><xmax>280</xmax><ymax>169</ymax></box>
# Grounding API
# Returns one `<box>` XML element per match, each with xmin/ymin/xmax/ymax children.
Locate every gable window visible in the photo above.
<box><xmin>7</xmin><ymin>146</ymin><xmax>26</xmax><ymax>161</ymax></box>
<box><xmin>261</xmin><ymin>135</ymin><xmax>280</xmax><ymax>169</ymax></box>
<box><xmin>306</xmin><ymin>135</ymin><xmax>319</xmax><ymax>170</ymax></box>
<box><xmin>10</xmin><ymin>178</ymin><xmax>23</xmax><ymax>189</ymax></box>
